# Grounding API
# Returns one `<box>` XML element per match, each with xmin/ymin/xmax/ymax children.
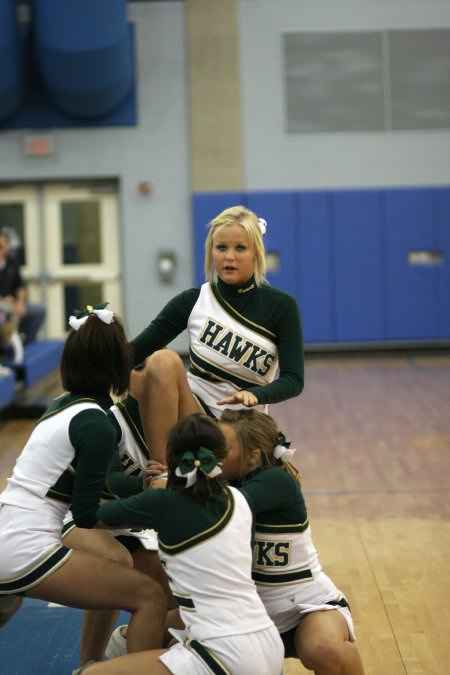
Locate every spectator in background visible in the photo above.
<box><xmin>0</xmin><ymin>228</ymin><xmax>46</xmax><ymax>346</ymax></box>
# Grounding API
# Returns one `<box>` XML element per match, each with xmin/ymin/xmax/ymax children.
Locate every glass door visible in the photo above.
<box><xmin>43</xmin><ymin>183</ymin><xmax>121</xmax><ymax>337</ymax></box>
<box><xmin>0</xmin><ymin>182</ymin><xmax>122</xmax><ymax>339</ymax></box>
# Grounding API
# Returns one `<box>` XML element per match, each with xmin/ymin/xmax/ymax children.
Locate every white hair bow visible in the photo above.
<box><xmin>68</xmin><ymin>303</ymin><xmax>114</xmax><ymax>331</ymax></box>
<box><xmin>258</xmin><ymin>218</ymin><xmax>267</xmax><ymax>235</ymax></box>
<box><xmin>273</xmin><ymin>444</ymin><xmax>297</xmax><ymax>462</ymax></box>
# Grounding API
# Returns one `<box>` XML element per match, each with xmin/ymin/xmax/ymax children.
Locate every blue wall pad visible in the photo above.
<box><xmin>246</xmin><ymin>191</ymin><xmax>299</xmax><ymax>298</ymax></box>
<box><xmin>3</xmin><ymin>340</ymin><xmax>64</xmax><ymax>387</ymax></box>
<box><xmin>193</xmin><ymin>186</ymin><xmax>450</xmax><ymax>346</ymax></box>
<box><xmin>296</xmin><ymin>190</ymin><xmax>334</xmax><ymax>343</ymax></box>
<box><xmin>332</xmin><ymin>189</ymin><xmax>386</xmax><ymax>341</ymax></box>
<box><xmin>384</xmin><ymin>188</ymin><xmax>439</xmax><ymax>340</ymax></box>
<box><xmin>435</xmin><ymin>188</ymin><xmax>450</xmax><ymax>338</ymax></box>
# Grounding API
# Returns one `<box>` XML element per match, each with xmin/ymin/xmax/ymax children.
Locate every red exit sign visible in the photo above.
<box><xmin>23</xmin><ymin>135</ymin><xmax>56</xmax><ymax>156</ymax></box>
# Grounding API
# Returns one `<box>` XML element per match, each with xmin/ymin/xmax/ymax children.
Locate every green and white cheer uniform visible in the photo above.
<box><xmin>131</xmin><ymin>277</ymin><xmax>304</xmax><ymax>417</ymax></box>
<box><xmin>239</xmin><ymin>468</ymin><xmax>356</xmax><ymax>651</ymax></box>
<box><xmin>0</xmin><ymin>392</ymin><xmax>115</xmax><ymax>594</ymax></box>
<box><xmin>98</xmin><ymin>485</ymin><xmax>284</xmax><ymax>674</ymax></box>
<box><xmin>62</xmin><ymin>395</ymin><xmax>157</xmax><ymax>550</ymax></box>
<box><xmin>107</xmin><ymin>395</ymin><xmax>148</xmax><ymax>495</ymax></box>
<box><xmin>106</xmin><ymin>396</ymin><xmax>158</xmax><ymax>550</ymax></box>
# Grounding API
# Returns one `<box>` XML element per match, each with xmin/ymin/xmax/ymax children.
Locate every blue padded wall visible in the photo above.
<box><xmin>192</xmin><ymin>186</ymin><xmax>450</xmax><ymax>346</ymax></box>
<box><xmin>384</xmin><ymin>188</ymin><xmax>438</xmax><ymax>340</ymax></box>
<box><xmin>297</xmin><ymin>191</ymin><xmax>334</xmax><ymax>343</ymax></box>
<box><xmin>332</xmin><ymin>190</ymin><xmax>385</xmax><ymax>341</ymax></box>
<box><xmin>435</xmin><ymin>188</ymin><xmax>450</xmax><ymax>338</ymax></box>
<box><xmin>246</xmin><ymin>191</ymin><xmax>298</xmax><ymax>297</ymax></box>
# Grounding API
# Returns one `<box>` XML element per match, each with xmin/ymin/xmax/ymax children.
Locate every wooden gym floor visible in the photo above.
<box><xmin>0</xmin><ymin>350</ymin><xmax>449</xmax><ymax>674</ymax></box>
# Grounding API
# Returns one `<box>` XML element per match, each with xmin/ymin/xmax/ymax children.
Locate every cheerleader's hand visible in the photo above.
<box><xmin>143</xmin><ymin>460</ymin><xmax>167</xmax><ymax>489</ymax></box>
<box><xmin>217</xmin><ymin>390</ymin><xmax>259</xmax><ymax>408</ymax></box>
<box><xmin>148</xmin><ymin>472</ymin><xmax>168</xmax><ymax>489</ymax></box>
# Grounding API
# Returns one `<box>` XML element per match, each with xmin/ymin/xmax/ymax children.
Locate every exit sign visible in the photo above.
<box><xmin>23</xmin><ymin>135</ymin><xmax>56</xmax><ymax>156</ymax></box>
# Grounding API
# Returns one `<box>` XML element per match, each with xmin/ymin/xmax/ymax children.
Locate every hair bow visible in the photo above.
<box><xmin>175</xmin><ymin>446</ymin><xmax>222</xmax><ymax>488</ymax></box>
<box><xmin>68</xmin><ymin>302</ymin><xmax>114</xmax><ymax>331</ymax></box>
<box><xmin>273</xmin><ymin>432</ymin><xmax>297</xmax><ymax>462</ymax></box>
<box><xmin>273</xmin><ymin>444</ymin><xmax>297</xmax><ymax>462</ymax></box>
<box><xmin>258</xmin><ymin>218</ymin><xmax>267</xmax><ymax>235</ymax></box>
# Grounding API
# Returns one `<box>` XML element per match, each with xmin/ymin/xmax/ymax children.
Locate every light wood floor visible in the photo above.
<box><xmin>1</xmin><ymin>351</ymin><xmax>449</xmax><ymax>675</ymax></box>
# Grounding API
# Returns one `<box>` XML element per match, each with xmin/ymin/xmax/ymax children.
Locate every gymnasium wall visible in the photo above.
<box><xmin>237</xmin><ymin>0</ymin><xmax>450</xmax><ymax>191</ymax></box>
<box><xmin>0</xmin><ymin>1</ymin><xmax>449</xmax><ymax>349</ymax></box>
<box><xmin>193</xmin><ymin>186</ymin><xmax>450</xmax><ymax>347</ymax></box>
<box><xmin>192</xmin><ymin>0</ymin><xmax>450</xmax><ymax>347</ymax></box>
<box><xmin>0</xmin><ymin>2</ymin><xmax>192</xmax><ymax>350</ymax></box>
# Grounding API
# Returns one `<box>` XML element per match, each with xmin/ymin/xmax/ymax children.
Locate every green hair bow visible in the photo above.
<box><xmin>175</xmin><ymin>446</ymin><xmax>222</xmax><ymax>488</ymax></box>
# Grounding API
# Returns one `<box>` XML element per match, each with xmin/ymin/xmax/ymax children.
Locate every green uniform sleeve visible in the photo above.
<box><xmin>106</xmin><ymin>447</ymin><xmax>144</xmax><ymax>497</ymax></box>
<box><xmin>97</xmin><ymin>489</ymin><xmax>164</xmax><ymax>529</ymax></box>
<box><xmin>130</xmin><ymin>288</ymin><xmax>200</xmax><ymax>366</ymax></box>
<box><xmin>239</xmin><ymin>468</ymin><xmax>305</xmax><ymax>517</ymax></box>
<box><xmin>69</xmin><ymin>409</ymin><xmax>117</xmax><ymax>528</ymax></box>
<box><xmin>249</xmin><ymin>291</ymin><xmax>304</xmax><ymax>404</ymax></box>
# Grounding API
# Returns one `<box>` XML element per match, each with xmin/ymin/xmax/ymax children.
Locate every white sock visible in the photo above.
<box><xmin>10</xmin><ymin>331</ymin><xmax>24</xmax><ymax>364</ymax></box>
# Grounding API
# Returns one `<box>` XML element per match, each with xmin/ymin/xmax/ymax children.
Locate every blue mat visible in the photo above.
<box><xmin>0</xmin><ymin>598</ymin><xmax>128</xmax><ymax>674</ymax></box>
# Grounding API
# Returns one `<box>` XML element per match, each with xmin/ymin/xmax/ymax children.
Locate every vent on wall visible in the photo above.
<box><xmin>284</xmin><ymin>29</ymin><xmax>450</xmax><ymax>132</ymax></box>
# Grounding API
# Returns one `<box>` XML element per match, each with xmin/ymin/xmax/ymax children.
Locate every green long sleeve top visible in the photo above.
<box><xmin>106</xmin><ymin>395</ymin><xmax>145</xmax><ymax>497</ymax></box>
<box><xmin>131</xmin><ymin>277</ymin><xmax>304</xmax><ymax>405</ymax></box>
<box><xmin>0</xmin><ymin>392</ymin><xmax>116</xmax><ymax>529</ymax></box>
